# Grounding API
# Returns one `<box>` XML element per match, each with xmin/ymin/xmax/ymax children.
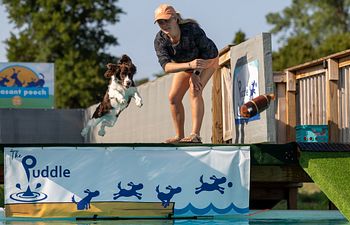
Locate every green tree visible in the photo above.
<box><xmin>153</xmin><ymin>71</ymin><xmax>167</xmax><ymax>79</ymax></box>
<box><xmin>266</xmin><ymin>0</ymin><xmax>350</xmax><ymax>70</ymax></box>
<box><xmin>232</xmin><ymin>30</ymin><xmax>246</xmax><ymax>45</ymax></box>
<box><xmin>135</xmin><ymin>78</ymin><xmax>149</xmax><ymax>86</ymax></box>
<box><xmin>317</xmin><ymin>33</ymin><xmax>350</xmax><ymax>56</ymax></box>
<box><xmin>272</xmin><ymin>34</ymin><xmax>316</xmax><ymax>71</ymax></box>
<box><xmin>2</xmin><ymin>0</ymin><xmax>124</xmax><ymax>108</ymax></box>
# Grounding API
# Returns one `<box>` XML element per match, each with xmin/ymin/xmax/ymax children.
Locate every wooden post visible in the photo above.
<box><xmin>274</xmin><ymin>73</ymin><xmax>287</xmax><ymax>144</ymax></box>
<box><xmin>326</xmin><ymin>58</ymin><xmax>339</xmax><ymax>143</ymax></box>
<box><xmin>287</xmin><ymin>183</ymin><xmax>302</xmax><ymax>209</ymax></box>
<box><xmin>212</xmin><ymin>67</ymin><xmax>223</xmax><ymax>143</ymax></box>
<box><xmin>286</xmin><ymin>71</ymin><xmax>297</xmax><ymax>142</ymax></box>
<box><xmin>212</xmin><ymin>46</ymin><xmax>232</xmax><ymax>144</ymax></box>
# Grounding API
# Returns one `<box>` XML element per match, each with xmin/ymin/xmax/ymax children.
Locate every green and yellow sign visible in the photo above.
<box><xmin>0</xmin><ymin>63</ymin><xmax>54</xmax><ymax>108</ymax></box>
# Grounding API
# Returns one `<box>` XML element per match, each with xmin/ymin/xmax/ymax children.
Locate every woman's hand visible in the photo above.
<box><xmin>189</xmin><ymin>59</ymin><xmax>210</xmax><ymax>70</ymax></box>
<box><xmin>190</xmin><ymin>73</ymin><xmax>202</xmax><ymax>91</ymax></box>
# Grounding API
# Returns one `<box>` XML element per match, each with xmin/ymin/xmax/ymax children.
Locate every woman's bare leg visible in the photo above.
<box><xmin>168</xmin><ymin>71</ymin><xmax>191</xmax><ymax>138</ymax></box>
<box><xmin>189</xmin><ymin>67</ymin><xmax>215</xmax><ymax>136</ymax></box>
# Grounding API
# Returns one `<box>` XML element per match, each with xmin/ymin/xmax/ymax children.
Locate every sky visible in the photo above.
<box><xmin>0</xmin><ymin>1</ymin><xmax>291</xmax><ymax>81</ymax></box>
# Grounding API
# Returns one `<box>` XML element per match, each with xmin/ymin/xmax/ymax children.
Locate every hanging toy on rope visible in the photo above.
<box><xmin>239</xmin><ymin>93</ymin><xmax>275</xmax><ymax>118</ymax></box>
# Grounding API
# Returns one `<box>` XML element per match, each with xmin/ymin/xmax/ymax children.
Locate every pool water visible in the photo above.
<box><xmin>0</xmin><ymin>210</ymin><xmax>348</xmax><ymax>225</ymax></box>
<box><xmin>0</xmin><ymin>218</ymin><xmax>348</xmax><ymax>225</ymax></box>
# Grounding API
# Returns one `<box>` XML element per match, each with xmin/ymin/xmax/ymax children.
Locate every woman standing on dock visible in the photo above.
<box><xmin>153</xmin><ymin>4</ymin><xmax>219</xmax><ymax>143</ymax></box>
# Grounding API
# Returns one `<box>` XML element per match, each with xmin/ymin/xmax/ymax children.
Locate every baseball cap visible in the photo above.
<box><xmin>154</xmin><ymin>4</ymin><xmax>177</xmax><ymax>23</ymax></box>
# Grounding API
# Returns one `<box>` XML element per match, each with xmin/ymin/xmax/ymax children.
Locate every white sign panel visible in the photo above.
<box><xmin>229</xmin><ymin>33</ymin><xmax>276</xmax><ymax>144</ymax></box>
<box><xmin>4</xmin><ymin>146</ymin><xmax>250</xmax><ymax>218</ymax></box>
<box><xmin>233</xmin><ymin>59</ymin><xmax>260</xmax><ymax>124</ymax></box>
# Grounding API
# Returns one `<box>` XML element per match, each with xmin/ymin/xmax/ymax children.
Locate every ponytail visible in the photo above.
<box><xmin>176</xmin><ymin>13</ymin><xmax>198</xmax><ymax>25</ymax></box>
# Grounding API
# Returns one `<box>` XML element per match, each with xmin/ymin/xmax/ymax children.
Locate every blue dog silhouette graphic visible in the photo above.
<box><xmin>156</xmin><ymin>185</ymin><xmax>182</xmax><ymax>208</ymax></box>
<box><xmin>72</xmin><ymin>189</ymin><xmax>100</xmax><ymax>210</ymax></box>
<box><xmin>195</xmin><ymin>175</ymin><xmax>227</xmax><ymax>194</ymax></box>
<box><xmin>10</xmin><ymin>68</ymin><xmax>23</xmax><ymax>87</ymax></box>
<box><xmin>249</xmin><ymin>80</ymin><xmax>257</xmax><ymax>99</ymax></box>
<box><xmin>0</xmin><ymin>76</ymin><xmax>9</xmax><ymax>87</ymax></box>
<box><xmin>113</xmin><ymin>181</ymin><xmax>143</xmax><ymax>200</ymax></box>
<box><xmin>26</xmin><ymin>73</ymin><xmax>45</xmax><ymax>87</ymax></box>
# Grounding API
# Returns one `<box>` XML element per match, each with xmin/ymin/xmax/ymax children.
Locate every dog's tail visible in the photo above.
<box><xmin>72</xmin><ymin>195</ymin><xmax>78</xmax><ymax>204</ymax></box>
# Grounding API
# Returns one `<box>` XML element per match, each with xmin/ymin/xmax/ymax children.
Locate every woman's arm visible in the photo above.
<box><xmin>163</xmin><ymin>61</ymin><xmax>192</xmax><ymax>73</ymax></box>
<box><xmin>164</xmin><ymin>57</ymin><xmax>218</xmax><ymax>73</ymax></box>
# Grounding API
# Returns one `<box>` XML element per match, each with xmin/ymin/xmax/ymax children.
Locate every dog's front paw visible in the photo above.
<box><xmin>118</xmin><ymin>97</ymin><xmax>127</xmax><ymax>104</ymax></box>
<box><xmin>98</xmin><ymin>129</ymin><xmax>106</xmax><ymax>137</ymax></box>
<box><xmin>81</xmin><ymin>128</ymin><xmax>88</xmax><ymax>137</ymax></box>
<box><xmin>135</xmin><ymin>99</ymin><xmax>143</xmax><ymax>108</ymax></box>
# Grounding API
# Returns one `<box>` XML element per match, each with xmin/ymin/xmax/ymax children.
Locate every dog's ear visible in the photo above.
<box><xmin>104</xmin><ymin>63</ymin><xmax>118</xmax><ymax>78</ymax></box>
<box><xmin>119</xmin><ymin>54</ymin><xmax>132</xmax><ymax>64</ymax></box>
<box><xmin>130</xmin><ymin>63</ymin><xmax>137</xmax><ymax>75</ymax></box>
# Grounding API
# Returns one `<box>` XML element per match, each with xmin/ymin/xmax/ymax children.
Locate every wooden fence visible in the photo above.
<box><xmin>213</xmin><ymin>48</ymin><xmax>350</xmax><ymax>144</ymax></box>
<box><xmin>212</xmin><ymin>46</ymin><xmax>232</xmax><ymax>143</ymax></box>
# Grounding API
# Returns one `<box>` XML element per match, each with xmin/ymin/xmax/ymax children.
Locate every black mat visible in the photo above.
<box><xmin>297</xmin><ymin>142</ymin><xmax>350</xmax><ymax>152</ymax></box>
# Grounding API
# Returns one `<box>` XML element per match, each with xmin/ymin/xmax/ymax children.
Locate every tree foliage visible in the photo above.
<box><xmin>2</xmin><ymin>0</ymin><xmax>124</xmax><ymax>108</ymax></box>
<box><xmin>232</xmin><ymin>30</ymin><xmax>246</xmax><ymax>45</ymax></box>
<box><xmin>272</xmin><ymin>34</ymin><xmax>316</xmax><ymax>71</ymax></box>
<box><xmin>266</xmin><ymin>0</ymin><xmax>350</xmax><ymax>71</ymax></box>
<box><xmin>135</xmin><ymin>78</ymin><xmax>149</xmax><ymax>86</ymax></box>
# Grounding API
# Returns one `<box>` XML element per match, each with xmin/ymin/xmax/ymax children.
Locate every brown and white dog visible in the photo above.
<box><xmin>81</xmin><ymin>54</ymin><xmax>143</xmax><ymax>137</ymax></box>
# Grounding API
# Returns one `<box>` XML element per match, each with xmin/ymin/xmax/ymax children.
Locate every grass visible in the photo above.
<box><xmin>299</xmin><ymin>152</ymin><xmax>350</xmax><ymax>221</ymax></box>
<box><xmin>0</xmin><ymin>95</ymin><xmax>54</xmax><ymax>108</ymax></box>
<box><xmin>273</xmin><ymin>183</ymin><xmax>330</xmax><ymax>210</ymax></box>
<box><xmin>273</xmin><ymin>192</ymin><xmax>330</xmax><ymax>210</ymax></box>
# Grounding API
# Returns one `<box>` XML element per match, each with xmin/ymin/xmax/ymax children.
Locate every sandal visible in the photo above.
<box><xmin>179</xmin><ymin>133</ymin><xmax>202</xmax><ymax>143</ymax></box>
<box><xmin>164</xmin><ymin>136</ymin><xmax>182</xmax><ymax>143</ymax></box>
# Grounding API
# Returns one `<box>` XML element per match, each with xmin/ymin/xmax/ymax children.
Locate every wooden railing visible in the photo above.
<box><xmin>212</xmin><ymin>45</ymin><xmax>233</xmax><ymax>143</ymax></box>
<box><xmin>213</xmin><ymin>48</ymin><xmax>350</xmax><ymax>143</ymax></box>
<box><xmin>283</xmin><ymin>49</ymin><xmax>350</xmax><ymax>143</ymax></box>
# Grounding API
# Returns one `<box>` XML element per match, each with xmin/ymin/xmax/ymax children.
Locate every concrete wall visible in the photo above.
<box><xmin>0</xmin><ymin>108</ymin><xmax>85</xmax><ymax>144</ymax></box>
<box><xmin>83</xmin><ymin>74</ymin><xmax>213</xmax><ymax>143</ymax></box>
<box><xmin>0</xmin><ymin>74</ymin><xmax>214</xmax><ymax>144</ymax></box>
